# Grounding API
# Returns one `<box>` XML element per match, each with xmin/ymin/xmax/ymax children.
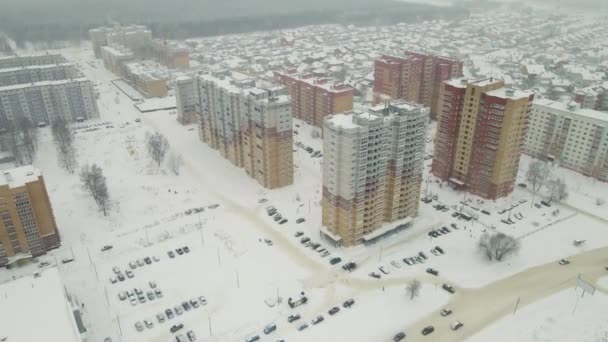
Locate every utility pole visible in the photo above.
<box><xmin>208</xmin><ymin>313</ymin><xmax>213</xmax><ymax>336</ymax></box>
<box><xmin>236</xmin><ymin>269</ymin><xmax>240</xmax><ymax>289</ymax></box>
<box><xmin>513</xmin><ymin>297</ymin><xmax>520</xmax><ymax>314</ymax></box>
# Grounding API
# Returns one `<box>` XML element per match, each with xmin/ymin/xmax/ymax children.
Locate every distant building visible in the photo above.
<box><xmin>573</xmin><ymin>82</ymin><xmax>608</xmax><ymax>112</ymax></box>
<box><xmin>0</xmin><ymin>166</ymin><xmax>60</xmax><ymax>267</ymax></box>
<box><xmin>0</xmin><ymin>63</ymin><xmax>79</xmax><ymax>87</ymax></box>
<box><xmin>373</xmin><ymin>51</ymin><xmax>463</xmax><ymax>118</ymax></box>
<box><xmin>524</xmin><ymin>98</ymin><xmax>608</xmax><ymax>182</ymax></box>
<box><xmin>0</xmin><ymin>267</ymin><xmax>86</xmax><ymax>341</ymax></box>
<box><xmin>175</xmin><ymin>76</ymin><xmax>199</xmax><ymax>125</ymax></box>
<box><xmin>151</xmin><ymin>40</ymin><xmax>190</xmax><ymax>69</ymax></box>
<box><xmin>192</xmin><ymin>72</ymin><xmax>293</xmax><ymax>189</ymax></box>
<box><xmin>0</xmin><ymin>53</ymin><xmax>65</xmax><ymax>69</ymax></box>
<box><xmin>89</xmin><ymin>25</ymin><xmax>152</xmax><ymax>58</ymax></box>
<box><xmin>274</xmin><ymin>70</ymin><xmax>354</xmax><ymax>127</ymax></box>
<box><xmin>432</xmin><ymin>78</ymin><xmax>534</xmax><ymax>199</ymax></box>
<box><xmin>100</xmin><ymin>45</ymin><xmax>134</xmax><ymax>75</ymax></box>
<box><xmin>321</xmin><ymin>101</ymin><xmax>428</xmax><ymax>247</ymax></box>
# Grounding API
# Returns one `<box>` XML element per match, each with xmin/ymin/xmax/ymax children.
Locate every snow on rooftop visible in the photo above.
<box><xmin>533</xmin><ymin>97</ymin><xmax>608</xmax><ymax>123</ymax></box>
<box><xmin>0</xmin><ymin>77</ymin><xmax>90</xmax><ymax>92</ymax></box>
<box><xmin>485</xmin><ymin>87</ymin><xmax>532</xmax><ymax>100</ymax></box>
<box><xmin>327</xmin><ymin>113</ymin><xmax>358</xmax><ymax>129</ymax></box>
<box><xmin>0</xmin><ymin>165</ymin><xmax>41</xmax><ymax>188</ymax></box>
<box><xmin>0</xmin><ymin>267</ymin><xmax>82</xmax><ymax>342</ymax></box>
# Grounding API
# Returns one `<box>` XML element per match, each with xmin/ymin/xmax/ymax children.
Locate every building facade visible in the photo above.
<box><xmin>0</xmin><ymin>166</ymin><xmax>60</xmax><ymax>267</ymax></box>
<box><xmin>573</xmin><ymin>83</ymin><xmax>608</xmax><ymax>112</ymax></box>
<box><xmin>194</xmin><ymin>73</ymin><xmax>293</xmax><ymax>189</ymax></box>
<box><xmin>524</xmin><ymin>98</ymin><xmax>608</xmax><ymax>182</ymax></box>
<box><xmin>0</xmin><ymin>54</ymin><xmax>65</xmax><ymax>69</ymax></box>
<box><xmin>321</xmin><ymin>101</ymin><xmax>427</xmax><ymax>247</ymax></box>
<box><xmin>274</xmin><ymin>71</ymin><xmax>353</xmax><ymax>127</ymax></box>
<box><xmin>175</xmin><ymin>76</ymin><xmax>199</xmax><ymax>125</ymax></box>
<box><xmin>0</xmin><ymin>78</ymin><xmax>99</xmax><ymax>130</ymax></box>
<box><xmin>432</xmin><ymin>78</ymin><xmax>534</xmax><ymax>199</ymax></box>
<box><xmin>0</xmin><ymin>63</ymin><xmax>79</xmax><ymax>87</ymax></box>
<box><xmin>373</xmin><ymin>52</ymin><xmax>463</xmax><ymax>118</ymax></box>
<box><xmin>89</xmin><ymin>25</ymin><xmax>152</xmax><ymax>58</ymax></box>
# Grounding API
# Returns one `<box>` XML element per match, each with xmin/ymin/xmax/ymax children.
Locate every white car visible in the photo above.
<box><xmin>451</xmin><ymin>321</ymin><xmax>464</xmax><ymax>331</ymax></box>
<box><xmin>390</xmin><ymin>260</ymin><xmax>401</xmax><ymax>269</ymax></box>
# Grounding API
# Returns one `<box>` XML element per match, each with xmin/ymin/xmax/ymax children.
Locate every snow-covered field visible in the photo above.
<box><xmin>1</xmin><ymin>43</ymin><xmax>607</xmax><ymax>342</ymax></box>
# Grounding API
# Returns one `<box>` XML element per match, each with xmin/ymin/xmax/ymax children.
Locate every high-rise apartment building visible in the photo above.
<box><xmin>274</xmin><ymin>71</ymin><xmax>353</xmax><ymax>127</ymax></box>
<box><xmin>0</xmin><ymin>54</ymin><xmax>65</xmax><ymax>69</ymax></box>
<box><xmin>432</xmin><ymin>78</ymin><xmax>534</xmax><ymax>199</ymax></box>
<box><xmin>0</xmin><ymin>78</ymin><xmax>99</xmax><ymax>130</ymax></box>
<box><xmin>0</xmin><ymin>63</ymin><xmax>79</xmax><ymax>87</ymax></box>
<box><xmin>321</xmin><ymin>101</ymin><xmax>427</xmax><ymax>247</ymax></box>
<box><xmin>193</xmin><ymin>72</ymin><xmax>293</xmax><ymax>189</ymax></box>
<box><xmin>0</xmin><ymin>166</ymin><xmax>60</xmax><ymax>267</ymax></box>
<box><xmin>373</xmin><ymin>51</ymin><xmax>462</xmax><ymax>118</ymax></box>
<box><xmin>89</xmin><ymin>25</ymin><xmax>152</xmax><ymax>58</ymax></box>
<box><xmin>524</xmin><ymin>98</ymin><xmax>608</xmax><ymax>182</ymax></box>
<box><xmin>175</xmin><ymin>76</ymin><xmax>199</xmax><ymax>124</ymax></box>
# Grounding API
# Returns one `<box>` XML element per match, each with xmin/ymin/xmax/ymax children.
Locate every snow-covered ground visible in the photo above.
<box><xmin>1</xmin><ymin>43</ymin><xmax>607</xmax><ymax>342</ymax></box>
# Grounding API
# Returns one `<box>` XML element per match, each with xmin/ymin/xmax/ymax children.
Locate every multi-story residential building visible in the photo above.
<box><xmin>100</xmin><ymin>45</ymin><xmax>134</xmax><ymax>76</ymax></box>
<box><xmin>122</xmin><ymin>62</ymin><xmax>168</xmax><ymax>98</ymax></box>
<box><xmin>274</xmin><ymin>71</ymin><xmax>353</xmax><ymax>127</ymax></box>
<box><xmin>373</xmin><ymin>52</ymin><xmax>463</xmax><ymax>118</ymax></box>
<box><xmin>89</xmin><ymin>25</ymin><xmax>152</xmax><ymax>58</ymax></box>
<box><xmin>175</xmin><ymin>75</ymin><xmax>199</xmax><ymax>124</ymax></box>
<box><xmin>524</xmin><ymin>98</ymin><xmax>608</xmax><ymax>182</ymax></box>
<box><xmin>0</xmin><ymin>166</ymin><xmax>60</xmax><ymax>267</ymax></box>
<box><xmin>194</xmin><ymin>72</ymin><xmax>293</xmax><ymax>189</ymax></box>
<box><xmin>151</xmin><ymin>40</ymin><xmax>190</xmax><ymax>69</ymax></box>
<box><xmin>0</xmin><ymin>53</ymin><xmax>65</xmax><ymax>69</ymax></box>
<box><xmin>432</xmin><ymin>78</ymin><xmax>534</xmax><ymax>199</ymax></box>
<box><xmin>573</xmin><ymin>82</ymin><xmax>608</xmax><ymax>112</ymax></box>
<box><xmin>0</xmin><ymin>78</ymin><xmax>99</xmax><ymax>129</ymax></box>
<box><xmin>0</xmin><ymin>63</ymin><xmax>79</xmax><ymax>87</ymax></box>
<box><xmin>321</xmin><ymin>101</ymin><xmax>427</xmax><ymax>247</ymax></box>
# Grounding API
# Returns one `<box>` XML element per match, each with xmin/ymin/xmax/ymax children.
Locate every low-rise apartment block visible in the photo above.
<box><xmin>321</xmin><ymin>101</ymin><xmax>427</xmax><ymax>247</ymax></box>
<box><xmin>524</xmin><ymin>98</ymin><xmax>608</xmax><ymax>182</ymax></box>
<box><xmin>432</xmin><ymin>78</ymin><xmax>534</xmax><ymax>199</ymax></box>
<box><xmin>122</xmin><ymin>62</ymin><xmax>168</xmax><ymax>98</ymax></box>
<box><xmin>189</xmin><ymin>72</ymin><xmax>293</xmax><ymax>189</ymax></box>
<box><xmin>275</xmin><ymin>70</ymin><xmax>353</xmax><ymax>127</ymax></box>
<box><xmin>0</xmin><ymin>166</ymin><xmax>60</xmax><ymax>267</ymax></box>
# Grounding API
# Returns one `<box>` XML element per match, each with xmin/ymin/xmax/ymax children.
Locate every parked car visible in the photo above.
<box><xmin>147</xmin><ymin>291</ymin><xmax>155</xmax><ymax>300</ymax></box>
<box><xmin>129</xmin><ymin>261</ymin><xmax>137</xmax><ymax>269</ymax></box>
<box><xmin>144</xmin><ymin>257</ymin><xmax>152</xmax><ymax>264</ymax></box>
<box><xmin>155</xmin><ymin>288</ymin><xmax>163</xmax><ymax>298</ymax></box>
<box><xmin>343</xmin><ymin>298</ymin><xmax>355</xmax><ymax>308</ymax></box>
<box><xmin>101</xmin><ymin>245</ymin><xmax>113</xmax><ymax>252</ymax></box>
<box><xmin>153</xmin><ymin>255</ymin><xmax>160</xmax><ymax>262</ymax></box>
<box><xmin>426</xmin><ymin>268</ymin><xmax>439</xmax><ymax>276</ymax></box>
<box><xmin>263</xmin><ymin>323</ymin><xmax>277</xmax><ymax>334</ymax></box>
<box><xmin>393</xmin><ymin>332</ymin><xmax>406</xmax><ymax>341</ymax></box>
<box><xmin>369</xmin><ymin>272</ymin><xmax>381</xmax><ymax>279</ymax></box>
<box><xmin>110</xmin><ymin>277</ymin><xmax>117</xmax><ymax>284</ymax></box>
<box><xmin>187</xmin><ymin>330</ymin><xmax>197</xmax><ymax>341</ymax></box>
<box><xmin>379</xmin><ymin>266</ymin><xmax>389</xmax><ymax>274</ymax></box>
<box><xmin>288</xmin><ymin>314</ymin><xmax>301</xmax><ymax>323</ymax></box>
<box><xmin>118</xmin><ymin>292</ymin><xmax>127</xmax><ymax>301</ymax></box>
<box><xmin>264</xmin><ymin>239</ymin><xmax>273</xmax><ymax>246</ymax></box>
<box><xmin>112</xmin><ymin>266</ymin><xmax>121</xmax><ymax>274</ymax></box>
<box><xmin>198</xmin><ymin>296</ymin><xmax>207</xmax><ymax>306</ymax></box>
<box><xmin>440</xmin><ymin>308</ymin><xmax>453</xmax><ymax>316</ymax></box>
<box><xmin>183</xmin><ymin>246</ymin><xmax>190</xmax><ymax>253</ymax></box>
<box><xmin>117</xmin><ymin>273</ymin><xmax>125</xmax><ymax>282</ymax></box>
<box><xmin>137</xmin><ymin>259</ymin><xmax>144</xmax><ymax>266</ymax></box>
<box><xmin>182</xmin><ymin>301</ymin><xmax>191</xmax><ymax>311</ymax></box>
<box><xmin>328</xmin><ymin>306</ymin><xmax>340</xmax><ymax>315</ymax></box>
<box><xmin>156</xmin><ymin>313</ymin><xmax>166</xmax><ymax>323</ymax></box>
<box><xmin>174</xmin><ymin>306</ymin><xmax>183</xmax><ymax>315</ymax></box>
<box><xmin>149</xmin><ymin>281</ymin><xmax>157</xmax><ymax>288</ymax></box>
<box><xmin>435</xmin><ymin>246</ymin><xmax>445</xmax><ymax>254</ymax></box>
<box><xmin>451</xmin><ymin>321</ymin><xmax>464</xmax><ymax>331</ymax></box>
<box><xmin>311</xmin><ymin>315</ymin><xmax>324</xmax><ymax>325</ymax></box>
<box><xmin>165</xmin><ymin>308</ymin><xmax>174</xmax><ymax>319</ymax></box>
<box><xmin>558</xmin><ymin>259</ymin><xmax>570</xmax><ymax>265</ymax></box>
<box><xmin>295</xmin><ymin>231</ymin><xmax>304</xmax><ymax>237</ymax></box>
<box><xmin>442</xmin><ymin>283</ymin><xmax>456</xmax><ymax>294</ymax></box>
<box><xmin>134</xmin><ymin>321</ymin><xmax>144</xmax><ymax>332</ymax></box>
<box><xmin>279</xmin><ymin>219</ymin><xmax>288</xmax><ymax>224</ymax></box>
<box><xmin>126</xmin><ymin>270</ymin><xmax>134</xmax><ymax>278</ymax></box>
<box><xmin>176</xmin><ymin>248</ymin><xmax>184</xmax><ymax>255</ymax></box>
<box><xmin>296</xmin><ymin>218</ymin><xmax>305</xmax><ymax>224</ymax></box>
<box><xmin>403</xmin><ymin>258</ymin><xmax>412</xmax><ymax>266</ymax></box>
<box><xmin>170</xmin><ymin>323</ymin><xmax>184</xmax><ymax>333</ymax></box>
<box><xmin>190</xmin><ymin>299</ymin><xmax>199</xmax><ymax>308</ymax></box>
<box><xmin>168</xmin><ymin>251</ymin><xmax>175</xmax><ymax>258</ymax></box>
<box><xmin>421</xmin><ymin>326</ymin><xmax>435</xmax><ymax>335</ymax></box>
<box><xmin>329</xmin><ymin>257</ymin><xmax>342</xmax><ymax>266</ymax></box>
<box><xmin>418</xmin><ymin>251</ymin><xmax>427</xmax><ymax>259</ymax></box>
<box><xmin>297</xmin><ymin>323</ymin><xmax>308</xmax><ymax>331</ymax></box>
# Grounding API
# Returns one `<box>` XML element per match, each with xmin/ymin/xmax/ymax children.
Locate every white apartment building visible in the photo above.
<box><xmin>0</xmin><ymin>78</ymin><xmax>99</xmax><ymax>129</ymax></box>
<box><xmin>0</xmin><ymin>63</ymin><xmax>79</xmax><ymax>87</ymax></box>
<box><xmin>175</xmin><ymin>75</ymin><xmax>199</xmax><ymax>124</ymax></box>
<box><xmin>321</xmin><ymin>101</ymin><xmax>428</xmax><ymax>247</ymax></box>
<box><xmin>524</xmin><ymin>98</ymin><xmax>608</xmax><ymax>182</ymax></box>
<box><xmin>193</xmin><ymin>72</ymin><xmax>293</xmax><ymax>189</ymax></box>
<box><xmin>89</xmin><ymin>25</ymin><xmax>152</xmax><ymax>58</ymax></box>
<box><xmin>0</xmin><ymin>53</ymin><xmax>65</xmax><ymax>69</ymax></box>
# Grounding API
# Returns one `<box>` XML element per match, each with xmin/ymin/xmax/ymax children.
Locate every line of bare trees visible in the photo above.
<box><xmin>5</xmin><ymin>117</ymin><xmax>39</xmax><ymax>165</ymax></box>
<box><xmin>51</xmin><ymin>117</ymin><xmax>77</xmax><ymax>173</ymax></box>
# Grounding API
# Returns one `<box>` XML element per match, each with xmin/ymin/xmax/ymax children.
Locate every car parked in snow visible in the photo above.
<box><xmin>440</xmin><ymin>308</ymin><xmax>452</xmax><ymax>316</ymax></box>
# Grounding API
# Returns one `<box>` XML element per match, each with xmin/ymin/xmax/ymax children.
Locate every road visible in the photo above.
<box><xmin>399</xmin><ymin>246</ymin><xmax>608</xmax><ymax>342</ymax></box>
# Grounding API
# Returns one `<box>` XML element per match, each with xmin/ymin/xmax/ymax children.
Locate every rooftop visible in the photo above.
<box><xmin>327</xmin><ymin>113</ymin><xmax>359</xmax><ymax>129</ymax></box>
<box><xmin>0</xmin><ymin>267</ymin><xmax>82</xmax><ymax>342</ymax></box>
<box><xmin>0</xmin><ymin>165</ymin><xmax>42</xmax><ymax>188</ymax></box>
<box><xmin>0</xmin><ymin>77</ymin><xmax>90</xmax><ymax>92</ymax></box>
<box><xmin>0</xmin><ymin>62</ymin><xmax>75</xmax><ymax>74</ymax></box>
<box><xmin>485</xmin><ymin>87</ymin><xmax>532</xmax><ymax>100</ymax></box>
<box><xmin>533</xmin><ymin>98</ymin><xmax>608</xmax><ymax>123</ymax></box>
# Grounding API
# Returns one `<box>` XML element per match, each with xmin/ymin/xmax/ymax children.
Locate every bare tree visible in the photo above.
<box><xmin>4</xmin><ymin>121</ymin><xmax>25</xmax><ymax>166</ymax></box>
<box><xmin>3</xmin><ymin>118</ymin><xmax>39</xmax><ymax>165</ymax></box>
<box><xmin>167</xmin><ymin>151</ymin><xmax>184</xmax><ymax>175</ymax></box>
<box><xmin>406</xmin><ymin>279</ymin><xmax>421</xmax><ymax>300</ymax></box>
<box><xmin>146</xmin><ymin>132</ymin><xmax>170</xmax><ymax>167</ymax></box>
<box><xmin>80</xmin><ymin>163</ymin><xmax>110</xmax><ymax>216</ymax></box>
<box><xmin>478</xmin><ymin>232</ymin><xmax>520</xmax><ymax>262</ymax></box>
<box><xmin>547</xmin><ymin>178</ymin><xmax>568</xmax><ymax>203</ymax></box>
<box><xmin>51</xmin><ymin>117</ymin><xmax>77</xmax><ymax>173</ymax></box>
<box><xmin>526</xmin><ymin>160</ymin><xmax>552</xmax><ymax>206</ymax></box>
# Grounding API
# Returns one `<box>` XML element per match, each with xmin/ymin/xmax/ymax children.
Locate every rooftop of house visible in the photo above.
<box><xmin>0</xmin><ymin>165</ymin><xmax>42</xmax><ymax>189</ymax></box>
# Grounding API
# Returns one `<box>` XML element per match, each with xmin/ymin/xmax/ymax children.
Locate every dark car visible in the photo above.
<box><xmin>279</xmin><ymin>219</ymin><xmax>288</xmax><ymax>224</ymax></box>
<box><xmin>165</xmin><ymin>309</ymin><xmax>174</xmax><ymax>319</ymax></box>
<box><xmin>330</xmin><ymin>257</ymin><xmax>342</xmax><ymax>265</ymax></box>
<box><xmin>170</xmin><ymin>323</ymin><xmax>184</xmax><ymax>333</ymax></box>
<box><xmin>435</xmin><ymin>246</ymin><xmax>445</xmax><ymax>254</ymax></box>
<box><xmin>300</xmin><ymin>237</ymin><xmax>310</xmax><ymax>244</ymax></box>
<box><xmin>296</xmin><ymin>218</ymin><xmax>305</xmax><ymax>224</ymax></box>
<box><xmin>343</xmin><ymin>298</ymin><xmax>355</xmax><ymax>308</ymax></box>
<box><xmin>442</xmin><ymin>283</ymin><xmax>455</xmax><ymax>294</ymax></box>
<box><xmin>168</xmin><ymin>251</ymin><xmax>175</xmax><ymax>258</ymax></box>
<box><xmin>419</xmin><ymin>251</ymin><xmax>427</xmax><ymax>259</ymax></box>
<box><xmin>287</xmin><ymin>314</ymin><xmax>301</xmax><ymax>323</ymax></box>
<box><xmin>393</xmin><ymin>332</ymin><xmax>406</xmax><ymax>341</ymax></box>
<box><xmin>144</xmin><ymin>257</ymin><xmax>152</xmax><ymax>264</ymax></box>
<box><xmin>328</xmin><ymin>306</ymin><xmax>340</xmax><ymax>315</ymax></box>
<box><xmin>183</xmin><ymin>246</ymin><xmax>190</xmax><ymax>253</ymax></box>
<box><xmin>403</xmin><ymin>258</ymin><xmax>412</xmax><ymax>266</ymax></box>
<box><xmin>311</xmin><ymin>315</ymin><xmax>324</xmax><ymax>325</ymax></box>
<box><xmin>426</xmin><ymin>268</ymin><xmax>439</xmax><ymax>276</ymax></box>
<box><xmin>295</xmin><ymin>231</ymin><xmax>304</xmax><ymax>237</ymax></box>
<box><xmin>421</xmin><ymin>326</ymin><xmax>435</xmax><ymax>336</ymax></box>
<box><xmin>182</xmin><ymin>301</ymin><xmax>191</xmax><ymax>311</ymax></box>
<box><xmin>101</xmin><ymin>245</ymin><xmax>113</xmax><ymax>252</ymax></box>
<box><xmin>176</xmin><ymin>248</ymin><xmax>184</xmax><ymax>255</ymax></box>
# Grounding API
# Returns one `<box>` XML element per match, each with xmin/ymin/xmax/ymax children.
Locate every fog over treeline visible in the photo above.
<box><xmin>0</xmin><ymin>0</ymin><xmax>469</xmax><ymax>44</ymax></box>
